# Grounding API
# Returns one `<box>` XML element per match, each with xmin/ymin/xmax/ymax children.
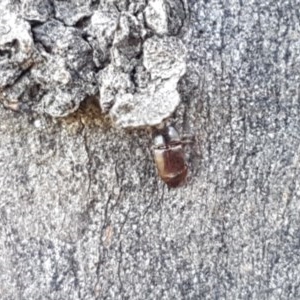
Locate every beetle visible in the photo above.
<box><xmin>152</xmin><ymin>125</ymin><xmax>188</xmax><ymax>188</ymax></box>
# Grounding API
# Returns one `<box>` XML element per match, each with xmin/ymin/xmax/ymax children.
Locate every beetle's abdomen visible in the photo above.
<box><xmin>154</xmin><ymin>145</ymin><xmax>187</xmax><ymax>187</ymax></box>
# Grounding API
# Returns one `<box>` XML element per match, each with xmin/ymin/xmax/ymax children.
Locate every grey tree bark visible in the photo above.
<box><xmin>1</xmin><ymin>0</ymin><xmax>300</xmax><ymax>299</ymax></box>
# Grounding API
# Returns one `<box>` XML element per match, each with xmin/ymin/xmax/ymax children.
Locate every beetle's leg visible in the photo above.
<box><xmin>180</xmin><ymin>134</ymin><xmax>195</xmax><ymax>145</ymax></box>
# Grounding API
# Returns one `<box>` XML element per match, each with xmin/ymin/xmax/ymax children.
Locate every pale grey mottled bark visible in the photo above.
<box><xmin>1</xmin><ymin>1</ymin><xmax>300</xmax><ymax>299</ymax></box>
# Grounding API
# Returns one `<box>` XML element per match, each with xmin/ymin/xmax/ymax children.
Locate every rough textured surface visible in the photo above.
<box><xmin>107</xmin><ymin>36</ymin><xmax>186</xmax><ymax>127</ymax></box>
<box><xmin>0</xmin><ymin>9</ymin><xmax>36</xmax><ymax>87</ymax></box>
<box><xmin>1</xmin><ymin>1</ymin><xmax>300</xmax><ymax>300</ymax></box>
<box><xmin>94</xmin><ymin>4</ymin><xmax>187</xmax><ymax>128</ymax></box>
<box><xmin>0</xmin><ymin>0</ymin><xmax>187</xmax><ymax>127</ymax></box>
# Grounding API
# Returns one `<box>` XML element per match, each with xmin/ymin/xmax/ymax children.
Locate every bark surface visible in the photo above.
<box><xmin>1</xmin><ymin>1</ymin><xmax>300</xmax><ymax>299</ymax></box>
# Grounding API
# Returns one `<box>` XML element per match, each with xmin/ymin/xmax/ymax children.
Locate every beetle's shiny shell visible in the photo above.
<box><xmin>152</xmin><ymin>126</ymin><xmax>187</xmax><ymax>187</ymax></box>
<box><xmin>153</xmin><ymin>144</ymin><xmax>187</xmax><ymax>187</ymax></box>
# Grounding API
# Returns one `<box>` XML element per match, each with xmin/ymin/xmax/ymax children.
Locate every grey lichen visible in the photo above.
<box><xmin>21</xmin><ymin>0</ymin><xmax>53</xmax><ymax>23</ymax></box>
<box><xmin>54</xmin><ymin>0</ymin><xmax>92</xmax><ymax>26</ymax></box>
<box><xmin>96</xmin><ymin>1</ymin><xmax>187</xmax><ymax>128</ymax></box>
<box><xmin>32</xmin><ymin>20</ymin><xmax>97</xmax><ymax>117</ymax></box>
<box><xmin>0</xmin><ymin>0</ymin><xmax>188</xmax><ymax>127</ymax></box>
<box><xmin>108</xmin><ymin>36</ymin><xmax>186</xmax><ymax>128</ymax></box>
<box><xmin>89</xmin><ymin>9</ymin><xmax>119</xmax><ymax>66</ymax></box>
<box><xmin>0</xmin><ymin>10</ymin><xmax>36</xmax><ymax>87</ymax></box>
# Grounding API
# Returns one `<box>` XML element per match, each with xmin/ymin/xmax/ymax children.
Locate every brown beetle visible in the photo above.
<box><xmin>152</xmin><ymin>125</ymin><xmax>188</xmax><ymax>188</ymax></box>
